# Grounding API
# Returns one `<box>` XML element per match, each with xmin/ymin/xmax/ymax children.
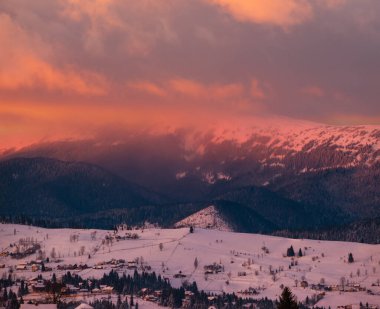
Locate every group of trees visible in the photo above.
<box><xmin>274</xmin><ymin>216</ymin><xmax>380</xmax><ymax>244</ymax></box>
<box><xmin>286</xmin><ymin>246</ymin><xmax>303</xmax><ymax>257</ymax></box>
<box><xmin>1</xmin><ymin>268</ymin><xmax>331</xmax><ymax>309</ymax></box>
<box><xmin>61</xmin><ymin>269</ymin><xmax>279</xmax><ymax>308</ymax></box>
<box><xmin>0</xmin><ymin>288</ymin><xmax>20</xmax><ymax>309</ymax></box>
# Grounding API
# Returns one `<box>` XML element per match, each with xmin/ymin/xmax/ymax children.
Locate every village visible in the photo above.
<box><xmin>0</xmin><ymin>224</ymin><xmax>380</xmax><ymax>309</ymax></box>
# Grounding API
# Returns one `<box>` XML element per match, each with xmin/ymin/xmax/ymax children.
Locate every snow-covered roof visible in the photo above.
<box><xmin>74</xmin><ymin>303</ymin><xmax>94</xmax><ymax>309</ymax></box>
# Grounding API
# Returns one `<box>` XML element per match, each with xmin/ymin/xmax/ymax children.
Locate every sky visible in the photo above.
<box><xmin>1</xmin><ymin>0</ymin><xmax>380</xmax><ymax>150</ymax></box>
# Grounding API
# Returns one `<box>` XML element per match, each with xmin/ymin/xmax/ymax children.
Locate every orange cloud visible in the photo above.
<box><xmin>0</xmin><ymin>56</ymin><xmax>108</xmax><ymax>95</ymax></box>
<box><xmin>0</xmin><ymin>13</ymin><xmax>108</xmax><ymax>95</ymax></box>
<box><xmin>301</xmin><ymin>86</ymin><xmax>325</xmax><ymax>97</ymax></box>
<box><xmin>207</xmin><ymin>0</ymin><xmax>313</xmax><ymax>28</ymax></box>
<box><xmin>127</xmin><ymin>81</ymin><xmax>167</xmax><ymax>97</ymax></box>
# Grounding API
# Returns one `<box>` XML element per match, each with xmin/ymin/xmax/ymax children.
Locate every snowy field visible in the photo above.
<box><xmin>1</xmin><ymin>224</ymin><xmax>380</xmax><ymax>308</ymax></box>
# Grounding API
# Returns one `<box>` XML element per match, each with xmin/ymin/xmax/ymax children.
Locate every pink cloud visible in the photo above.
<box><xmin>301</xmin><ymin>86</ymin><xmax>325</xmax><ymax>98</ymax></box>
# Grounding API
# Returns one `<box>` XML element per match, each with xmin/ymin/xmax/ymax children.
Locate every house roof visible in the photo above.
<box><xmin>75</xmin><ymin>303</ymin><xmax>94</xmax><ymax>309</ymax></box>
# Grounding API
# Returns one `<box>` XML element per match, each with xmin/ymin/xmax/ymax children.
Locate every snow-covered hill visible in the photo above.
<box><xmin>174</xmin><ymin>205</ymin><xmax>232</xmax><ymax>231</ymax></box>
<box><xmin>1</xmin><ymin>224</ymin><xmax>379</xmax><ymax>308</ymax></box>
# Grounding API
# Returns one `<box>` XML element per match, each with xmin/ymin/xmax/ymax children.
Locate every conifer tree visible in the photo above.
<box><xmin>287</xmin><ymin>246</ymin><xmax>295</xmax><ymax>257</ymax></box>
<box><xmin>130</xmin><ymin>294</ymin><xmax>134</xmax><ymax>307</ymax></box>
<box><xmin>277</xmin><ymin>287</ymin><xmax>299</xmax><ymax>309</ymax></box>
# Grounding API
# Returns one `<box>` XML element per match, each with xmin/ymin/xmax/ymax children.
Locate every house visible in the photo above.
<box><xmin>153</xmin><ymin>290</ymin><xmax>163</xmax><ymax>297</ymax></box>
<box><xmin>21</xmin><ymin>305</ymin><xmax>57</xmax><ymax>309</ymax></box>
<box><xmin>100</xmin><ymin>285</ymin><xmax>113</xmax><ymax>293</ymax></box>
<box><xmin>144</xmin><ymin>295</ymin><xmax>158</xmax><ymax>302</ymax></box>
<box><xmin>33</xmin><ymin>280</ymin><xmax>46</xmax><ymax>292</ymax></box>
<box><xmin>204</xmin><ymin>263</ymin><xmax>223</xmax><ymax>274</ymax></box>
<box><xmin>182</xmin><ymin>298</ymin><xmax>191</xmax><ymax>308</ymax></box>
<box><xmin>185</xmin><ymin>291</ymin><xmax>194</xmax><ymax>298</ymax></box>
<box><xmin>66</xmin><ymin>284</ymin><xmax>80</xmax><ymax>294</ymax></box>
<box><xmin>238</xmin><ymin>287</ymin><xmax>259</xmax><ymax>295</ymax></box>
<box><xmin>139</xmin><ymin>288</ymin><xmax>151</xmax><ymax>298</ymax></box>
<box><xmin>75</xmin><ymin>304</ymin><xmax>94</xmax><ymax>309</ymax></box>
<box><xmin>16</xmin><ymin>263</ymin><xmax>27</xmax><ymax>270</ymax></box>
<box><xmin>127</xmin><ymin>261</ymin><xmax>137</xmax><ymax>269</ymax></box>
<box><xmin>31</xmin><ymin>264</ymin><xmax>40</xmax><ymax>272</ymax></box>
<box><xmin>300</xmin><ymin>280</ymin><xmax>308</xmax><ymax>288</ymax></box>
<box><xmin>28</xmin><ymin>277</ymin><xmax>39</xmax><ymax>284</ymax></box>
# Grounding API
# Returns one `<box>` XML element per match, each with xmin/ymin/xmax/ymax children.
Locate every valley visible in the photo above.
<box><xmin>0</xmin><ymin>224</ymin><xmax>379</xmax><ymax>308</ymax></box>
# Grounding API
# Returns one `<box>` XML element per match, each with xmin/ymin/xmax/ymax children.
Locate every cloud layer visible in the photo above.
<box><xmin>1</xmin><ymin>0</ymin><xmax>380</xmax><ymax>149</ymax></box>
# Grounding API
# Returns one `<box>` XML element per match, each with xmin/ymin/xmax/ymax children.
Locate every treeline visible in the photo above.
<box><xmin>273</xmin><ymin>216</ymin><xmax>380</xmax><ymax>244</ymax></box>
<box><xmin>3</xmin><ymin>211</ymin><xmax>380</xmax><ymax>244</ymax></box>
<box><xmin>0</xmin><ymin>203</ymin><xmax>204</xmax><ymax>230</ymax></box>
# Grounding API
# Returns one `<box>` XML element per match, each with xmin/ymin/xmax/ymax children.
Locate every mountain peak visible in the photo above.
<box><xmin>174</xmin><ymin>205</ymin><xmax>233</xmax><ymax>232</ymax></box>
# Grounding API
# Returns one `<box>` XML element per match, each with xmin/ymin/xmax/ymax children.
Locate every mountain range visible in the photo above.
<box><xmin>1</xmin><ymin>118</ymin><xmax>379</xmax><ymax>241</ymax></box>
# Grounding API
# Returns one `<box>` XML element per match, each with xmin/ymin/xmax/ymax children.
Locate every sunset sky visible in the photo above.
<box><xmin>1</xmin><ymin>0</ymin><xmax>380</xmax><ymax>150</ymax></box>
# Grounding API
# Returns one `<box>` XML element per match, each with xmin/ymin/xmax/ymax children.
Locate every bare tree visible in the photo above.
<box><xmin>340</xmin><ymin>276</ymin><xmax>346</xmax><ymax>289</ymax></box>
<box><xmin>50</xmin><ymin>247</ymin><xmax>56</xmax><ymax>259</ymax></box>
<box><xmin>79</xmin><ymin>246</ymin><xmax>85</xmax><ymax>256</ymax></box>
<box><xmin>194</xmin><ymin>257</ymin><xmax>198</xmax><ymax>269</ymax></box>
<box><xmin>227</xmin><ymin>271</ymin><xmax>232</xmax><ymax>280</ymax></box>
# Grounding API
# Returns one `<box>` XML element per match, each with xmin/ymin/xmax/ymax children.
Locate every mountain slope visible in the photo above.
<box><xmin>0</xmin><ymin>157</ymin><xmax>166</xmax><ymax>218</ymax></box>
<box><xmin>215</xmin><ymin>186</ymin><xmax>350</xmax><ymax>230</ymax></box>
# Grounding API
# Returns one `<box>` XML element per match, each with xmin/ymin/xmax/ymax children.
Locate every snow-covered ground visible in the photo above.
<box><xmin>1</xmin><ymin>224</ymin><xmax>379</xmax><ymax>308</ymax></box>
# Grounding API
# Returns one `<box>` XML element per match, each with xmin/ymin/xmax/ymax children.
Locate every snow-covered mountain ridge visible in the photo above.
<box><xmin>190</xmin><ymin>120</ymin><xmax>380</xmax><ymax>170</ymax></box>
